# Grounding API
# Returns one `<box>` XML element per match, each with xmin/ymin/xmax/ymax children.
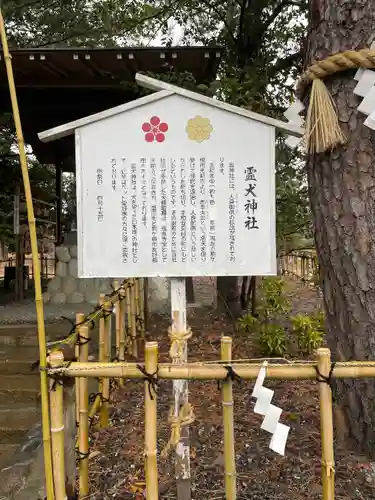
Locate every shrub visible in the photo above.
<box><xmin>258</xmin><ymin>324</ymin><xmax>287</xmax><ymax>356</ymax></box>
<box><xmin>291</xmin><ymin>312</ymin><xmax>325</xmax><ymax>354</ymax></box>
<box><xmin>258</xmin><ymin>277</ymin><xmax>290</xmax><ymax>319</ymax></box>
<box><xmin>237</xmin><ymin>277</ymin><xmax>325</xmax><ymax>358</ymax></box>
<box><xmin>238</xmin><ymin>313</ymin><xmax>259</xmax><ymax>333</ymax></box>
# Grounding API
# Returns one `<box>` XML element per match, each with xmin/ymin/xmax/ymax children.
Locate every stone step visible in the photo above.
<box><xmin>0</xmin><ymin>427</ymin><xmax>30</xmax><ymax>445</ymax></box>
<box><xmin>0</xmin><ymin>404</ymin><xmax>39</xmax><ymax>431</ymax></box>
<box><xmin>0</xmin><ymin>359</ymin><xmax>35</xmax><ymax>375</ymax></box>
<box><xmin>0</xmin><ymin>374</ymin><xmax>40</xmax><ymax>393</ymax></box>
<box><xmin>0</xmin><ymin>388</ymin><xmax>40</xmax><ymax>405</ymax></box>
<box><xmin>0</xmin><ymin>441</ymin><xmax>19</xmax><ymax>467</ymax></box>
<box><xmin>0</xmin><ymin>345</ymin><xmax>40</xmax><ymax>362</ymax></box>
<box><xmin>0</xmin><ymin>332</ymin><xmax>40</xmax><ymax>347</ymax></box>
<box><xmin>0</xmin><ymin>323</ymin><xmax>77</xmax><ymax>348</ymax></box>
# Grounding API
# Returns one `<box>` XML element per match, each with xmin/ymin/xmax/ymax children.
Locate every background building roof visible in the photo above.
<box><xmin>0</xmin><ymin>46</ymin><xmax>222</xmax><ymax>171</ymax></box>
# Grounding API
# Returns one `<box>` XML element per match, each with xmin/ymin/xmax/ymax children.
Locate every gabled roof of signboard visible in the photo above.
<box><xmin>38</xmin><ymin>73</ymin><xmax>304</xmax><ymax>143</ymax></box>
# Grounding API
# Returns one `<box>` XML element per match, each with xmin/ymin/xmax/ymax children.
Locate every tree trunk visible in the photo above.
<box><xmin>306</xmin><ymin>0</ymin><xmax>375</xmax><ymax>458</ymax></box>
<box><xmin>217</xmin><ymin>276</ymin><xmax>239</xmax><ymax>317</ymax></box>
<box><xmin>240</xmin><ymin>276</ymin><xmax>250</xmax><ymax>310</ymax></box>
<box><xmin>250</xmin><ymin>276</ymin><xmax>257</xmax><ymax>317</ymax></box>
<box><xmin>186</xmin><ymin>277</ymin><xmax>195</xmax><ymax>304</ymax></box>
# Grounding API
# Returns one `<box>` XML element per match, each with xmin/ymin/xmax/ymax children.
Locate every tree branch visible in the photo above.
<box><xmin>33</xmin><ymin>0</ymin><xmax>182</xmax><ymax>48</ymax></box>
<box><xmin>279</xmin><ymin>221</ymin><xmax>311</xmax><ymax>238</ymax></box>
<box><xmin>267</xmin><ymin>50</ymin><xmax>302</xmax><ymax>78</ymax></box>
<box><xmin>196</xmin><ymin>0</ymin><xmax>238</xmax><ymax>46</ymax></box>
<box><xmin>237</xmin><ymin>0</ymin><xmax>247</xmax><ymax>47</ymax></box>
<box><xmin>265</xmin><ymin>0</ymin><xmax>306</xmax><ymax>28</ymax></box>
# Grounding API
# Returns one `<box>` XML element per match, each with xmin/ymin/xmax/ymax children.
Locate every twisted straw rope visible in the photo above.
<box><xmin>297</xmin><ymin>48</ymin><xmax>375</xmax><ymax>97</ymax></box>
<box><xmin>168</xmin><ymin>327</ymin><xmax>192</xmax><ymax>360</ymax></box>
<box><xmin>296</xmin><ymin>48</ymin><xmax>375</xmax><ymax>153</ymax></box>
<box><xmin>161</xmin><ymin>403</ymin><xmax>195</xmax><ymax>458</ymax></box>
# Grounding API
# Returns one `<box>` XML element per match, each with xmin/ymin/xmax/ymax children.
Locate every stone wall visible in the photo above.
<box><xmin>43</xmin><ymin>245</ymin><xmax>112</xmax><ymax>306</ymax></box>
<box><xmin>43</xmin><ymin>245</ymin><xmax>170</xmax><ymax>312</ymax></box>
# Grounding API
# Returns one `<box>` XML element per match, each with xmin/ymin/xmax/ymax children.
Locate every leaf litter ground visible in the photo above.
<box><xmin>86</xmin><ymin>281</ymin><xmax>375</xmax><ymax>499</ymax></box>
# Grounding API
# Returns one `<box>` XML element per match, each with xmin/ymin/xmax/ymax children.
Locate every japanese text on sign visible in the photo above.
<box><xmin>82</xmin><ymin>152</ymin><xmax>274</xmax><ymax>277</ymax></box>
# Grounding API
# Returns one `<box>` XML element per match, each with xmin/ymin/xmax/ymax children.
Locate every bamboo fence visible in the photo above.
<box><xmin>44</xmin><ymin>278</ymin><xmax>146</xmax><ymax>499</ymax></box>
<box><xmin>46</xmin><ymin>338</ymin><xmax>375</xmax><ymax>500</ymax></box>
<box><xmin>278</xmin><ymin>252</ymin><xmax>317</xmax><ymax>284</ymax></box>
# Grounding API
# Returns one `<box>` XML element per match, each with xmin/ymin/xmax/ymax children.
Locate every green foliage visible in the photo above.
<box><xmin>258</xmin><ymin>324</ymin><xmax>287</xmax><ymax>356</ymax></box>
<box><xmin>258</xmin><ymin>277</ymin><xmax>290</xmax><ymax>318</ymax></box>
<box><xmin>238</xmin><ymin>277</ymin><xmax>325</xmax><ymax>357</ymax></box>
<box><xmin>291</xmin><ymin>312</ymin><xmax>325</xmax><ymax>354</ymax></box>
<box><xmin>238</xmin><ymin>313</ymin><xmax>259</xmax><ymax>333</ymax></box>
<box><xmin>276</xmin><ymin>142</ymin><xmax>312</xmax><ymax>252</ymax></box>
<box><xmin>238</xmin><ymin>277</ymin><xmax>289</xmax><ymax>356</ymax></box>
<box><xmin>0</xmin><ymin>115</ymin><xmax>56</xmax><ymax>246</ymax></box>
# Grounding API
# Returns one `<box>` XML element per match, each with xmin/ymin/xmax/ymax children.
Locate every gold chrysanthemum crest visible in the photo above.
<box><xmin>185</xmin><ymin>115</ymin><xmax>213</xmax><ymax>143</ymax></box>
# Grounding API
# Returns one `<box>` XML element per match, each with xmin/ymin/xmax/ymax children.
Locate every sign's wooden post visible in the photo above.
<box><xmin>171</xmin><ymin>277</ymin><xmax>191</xmax><ymax>499</ymax></box>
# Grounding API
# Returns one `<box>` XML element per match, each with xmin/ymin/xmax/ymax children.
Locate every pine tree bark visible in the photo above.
<box><xmin>306</xmin><ymin>0</ymin><xmax>375</xmax><ymax>458</ymax></box>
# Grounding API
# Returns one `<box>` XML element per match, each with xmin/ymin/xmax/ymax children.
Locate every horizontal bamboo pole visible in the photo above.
<box><xmin>48</xmin><ymin>360</ymin><xmax>375</xmax><ymax>380</ymax></box>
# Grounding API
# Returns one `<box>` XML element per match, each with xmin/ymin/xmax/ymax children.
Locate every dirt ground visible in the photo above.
<box><xmin>84</xmin><ymin>279</ymin><xmax>375</xmax><ymax>500</ymax></box>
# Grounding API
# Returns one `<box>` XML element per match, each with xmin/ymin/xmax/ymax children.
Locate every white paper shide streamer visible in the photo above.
<box><xmin>283</xmin><ymin>100</ymin><xmax>305</xmax><ymax>148</ymax></box>
<box><xmin>251</xmin><ymin>361</ymin><xmax>290</xmax><ymax>456</ymax></box>
<box><xmin>353</xmin><ymin>42</ymin><xmax>375</xmax><ymax>130</ymax></box>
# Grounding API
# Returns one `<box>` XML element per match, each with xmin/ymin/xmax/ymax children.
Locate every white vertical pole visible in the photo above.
<box><xmin>171</xmin><ymin>277</ymin><xmax>191</xmax><ymax>500</ymax></box>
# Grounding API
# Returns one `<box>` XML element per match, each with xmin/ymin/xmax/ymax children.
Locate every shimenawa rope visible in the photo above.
<box><xmin>296</xmin><ymin>48</ymin><xmax>375</xmax><ymax>154</ymax></box>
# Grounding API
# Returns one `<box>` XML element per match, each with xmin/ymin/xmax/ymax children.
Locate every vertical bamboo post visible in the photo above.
<box><xmin>144</xmin><ymin>278</ymin><xmax>149</xmax><ymax>332</ymax></box>
<box><xmin>99</xmin><ymin>293</ymin><xmax>105</xmax><ymax>398</ymax></box>
<box><xmin>135</xmin><ymin>278</ymin><xmax>140</xmax><ymax>335</ymax></box>
<box><xmin>0</xmin><ymin>11</ymin><xmax>55</xmax><ymax>500</ymax></box>
<box><xmin>317</xmin><ymin>348</ymin><xmax>335</xmax><ymax>500</ymax></box>
<box><xmin>221</xmin><ymin>337</ymin><xmax>236</xmax><ymax>499</ymax></box>
<box><xmin>75</xmin><ymin>313</ymin><xmax>85</xmax><ymax>427</ymax></box>
<box><xmin>139</xmin><ymin>278</ymin><xmax>145</xmax><ymax>338</ymax></box>
<box><xmin>144</xmin><ymin>342</ymin><xmax>158</xmax><ymax>500</ymax></box>
<box><xmin>130</xmin><ymin>279</ymin><xmax>138</xmax><ymax>358</ymax></box>
<box><xmin>49</xmin><ymin>350</ymin><xmax>67</xmax><ymax>500</ymax></box>
<box><xmin>113</xmin><ymin>280</ymin><xmax>120</xmax><ymax>359</ymax></box>
<box><xmin>118</xmin><ymin>283</ymin><xmax>126</xmax><ymax>386</ymax></box>
<box><xmin>302</xmin><ymin>255</ymin><xmax>306</xmax><ymax>282</ymax></box>
<box><xmin>99</xmin><ymin>294</ymin><xmax>110</xmax><ymax>427</ymax></box>
<box><xmin>78</xmin><ymin>325</ymin><xmax>90</xmax><ymax>499</ymax></box>
<box><xmin>126</xmin><ymin>281</ymin><xmax>132</xmax><ymax>354</ymax></box>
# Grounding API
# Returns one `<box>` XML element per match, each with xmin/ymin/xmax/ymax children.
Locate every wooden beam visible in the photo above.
<box><xmin>38</xmin><ymin>90</ymin><xmax>173</xmax><ymax>142</ymax></box>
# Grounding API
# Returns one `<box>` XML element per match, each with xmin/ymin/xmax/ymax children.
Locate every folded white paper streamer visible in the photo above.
<box><xmin>252</xmin><ymin>362</ymin><xmax>290</xmax><ymax>456</ymax></box>
<box><xmin>283</xmin><ymin>100</ymin><xmax>304</xmax><ymax>149</ymax></box>
<box><xmin>353</xmin><ymin>42</ymin><xmax>375</xmax><ymax>130</ymax></box>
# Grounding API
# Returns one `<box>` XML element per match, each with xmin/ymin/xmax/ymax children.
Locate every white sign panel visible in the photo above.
<box><xmin>76</xmin><ymin>93</ymin><xmax>276</xmax><ymax>278</ymax></box>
